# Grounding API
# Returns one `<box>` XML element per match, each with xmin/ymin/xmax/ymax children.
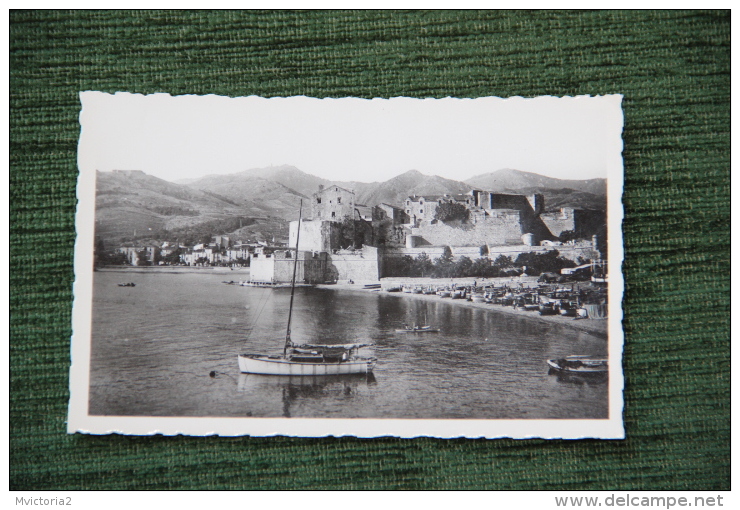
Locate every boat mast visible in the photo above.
<box><xmin>284</xmin><ymin>200</ymin><xmax>302</xmax><ymax>355</ymax></box>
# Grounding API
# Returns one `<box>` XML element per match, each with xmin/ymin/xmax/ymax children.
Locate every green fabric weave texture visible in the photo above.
<box><xmin>10</xmin><ymin>10</ymin><xmax>730</xmax><ymax>490</ymax></box>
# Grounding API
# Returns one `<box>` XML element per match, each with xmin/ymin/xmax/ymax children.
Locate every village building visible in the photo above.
<box><xmin>117</xmin><ymin>242</ymin><xmax>160</xmax><ymax>266</ymax></box>
<box><xmin>225</xmin><ymin>244</ymin><xmax>251</xmax><ymax>264</ymax></box>
<box><xmin>211</xmin><ymin>235</ymin><xmax>231</xmax><ymax>249</ymax></box>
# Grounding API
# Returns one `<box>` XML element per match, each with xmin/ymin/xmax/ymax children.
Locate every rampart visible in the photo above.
<box><xmin>324</xmin><ymin>246</ymin><xmax>380</xmax><ymax>282</ymax></box>
<box><xmin>289</xmin><ymin>219</ymin><xmax>339</xmax><ymax>252</ymax></box>
<box><xmin>379</xmin><ymin>242</ymin><xmax>599</xmax><ymax>277</ymax></box>
<box><xmin>409</xmin><ymin>214</ymin><xmax>524</xmax><ymax>247</ymax></box>
<box><xmin>540</xmin><ymin>208</ymin><xmax>606</xmax><ymax>238</ymax></box>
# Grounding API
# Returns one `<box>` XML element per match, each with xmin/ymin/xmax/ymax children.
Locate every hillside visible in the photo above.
<box><xmin>518</xmin><ymin>187</ymin><xmax>606</xmax><ymax>212</ymax></box>
<box><xmin>184</xmin><ymin>171</ymin><xmax>307</xmax><ymax>219</ymax></box>
<box><xmin>466</xmin><ymin>168</ymin><xmax>606</xmax><ymax>196</ymax></box>
<box><xmin>95</xmin><ymin>170</ymin><xmax>287</xmax><ymax>244</ymax></box>
<box><xmin>344</xmin><ymin>170</ymin><xmax>472</xmax><ymax>206</ymax></box>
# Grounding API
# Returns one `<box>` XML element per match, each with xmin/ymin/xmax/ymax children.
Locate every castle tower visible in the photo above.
<box><xmin>527</xmin><ymin>193</ymin><xmax>545</xmax><ymax>216</ymax></box>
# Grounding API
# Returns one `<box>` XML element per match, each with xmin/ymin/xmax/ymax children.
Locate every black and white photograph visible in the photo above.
<box><xmin>68</xmin><ymin>92</ymin><xmax>624</xmax><ymax>438</ymax></box>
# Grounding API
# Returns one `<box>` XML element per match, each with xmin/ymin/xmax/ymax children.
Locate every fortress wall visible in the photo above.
<box><xmin>253</xmin><ymin>251</ymin><xmax>333</xmax><ymax>284</ymax></box>
<box><xmin>574</xmin><ymin>210</ymin><xmax>607</xmax><ymax>238</ymax></box>
<box><xmin>380</xmin><ymin>243</ymin><xmax>599</xmax><ymax>267</ymax></box>
<box><xmin>541</xmin><ymin>209</ymin><xmax>606</xmax><ymax>238</ymax></box>
<box><xmin>410</xmin><ymin>216</ymin><xmax>524</xmax><ymax>247</ymax></box>
<box><xmin>540</xmin><ymin>212</ymin><xmax>577</xmax><ymax>237</ymax></box>
<box><xmin>490</xmin><ymin>193</ymin><xmax>532</xmax><ymax>211</ymax></box>
<box><xmin>325</xmin><ymin>246</ymin><xmax>380</xmax><ymax>282</ymax></box>
<box><xmin>273</xmin><ymin>255</ymin><xmax>301</xmax><ymax>283</ymax></box>
<box><xmin>290</xmin><ymin>220</ymin><xmax>339</xmax><ymax>252</ymax></box>
<box><xmin>250</xmin><ymin>254</ymin><xmax>278</xmax><ymax>282</ymax></box>
<box><xmin>486</xmin><ymin>244</ymin><xmax>599</xmax><ymax>263</ymax></box>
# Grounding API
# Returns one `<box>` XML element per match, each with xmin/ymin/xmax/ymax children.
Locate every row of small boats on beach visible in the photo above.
<box><xmin>385</xmin><ymin>283</ymin><xmax>607</xmax><ymax>319</ymax></box>
<box><xmin>384</xmin><ymin>283</ymin><xmax>608</xmax><ymax>377</ymax></box>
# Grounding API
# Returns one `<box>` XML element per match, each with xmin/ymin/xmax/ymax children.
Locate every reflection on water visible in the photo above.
<box><xmin>547</xmin><ymin>368</ymin><xmax>608</xmax><ymax>387</ymax></box>
<box><xmin>238</xmin><ymin>373</ymin><xmax>377</xmax><ymax>417</ymax></box>
<box><xmin>89</xmin><ymin>271</ymin><xmax>608</xmax><ymax>419</ymax></box>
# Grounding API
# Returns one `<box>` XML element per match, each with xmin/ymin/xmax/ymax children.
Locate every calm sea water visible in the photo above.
<box><xmin>89</xmin><ymin>270</ymin><xmax>608</xmax><ymax>419</ymax></box>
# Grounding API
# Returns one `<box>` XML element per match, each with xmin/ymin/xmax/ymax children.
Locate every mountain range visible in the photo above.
<box><xmin>95</xmin><ymin>165</ymin><xmax>606</xmax><ymax>244</ymax></box>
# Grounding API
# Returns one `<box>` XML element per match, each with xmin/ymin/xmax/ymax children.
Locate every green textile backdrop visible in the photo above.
<box><xmin>10</xmin><ymin>10</ymin><xmax>730</xmax><ymax>490</ymax></box>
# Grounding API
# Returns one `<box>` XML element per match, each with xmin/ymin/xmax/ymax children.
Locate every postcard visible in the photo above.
<box><xmin>68</xmin><ymin>92</ymin><xmax>624</xmax><ymax>438</ymax></box>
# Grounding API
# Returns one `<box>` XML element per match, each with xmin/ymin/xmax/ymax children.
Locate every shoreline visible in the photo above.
<box><xmin>96</xmin><ymin>265</ymin><xmax>249</xmax><ymax>275</ymax></box>
<box><xmin>317</xmin><ymin>278</ymin><xmax>608</xmax><ymax>339</ymax></box>
<box><xmin>98</xmin><ymin>267</ymin><xmax>607</xmax><ymax>338</ymax></box>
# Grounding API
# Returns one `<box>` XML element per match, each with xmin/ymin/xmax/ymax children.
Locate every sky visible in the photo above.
<box><xmin>78</xmin><ymin>92</ymin><xmax>623</xmax><ymax>184</ymax></box>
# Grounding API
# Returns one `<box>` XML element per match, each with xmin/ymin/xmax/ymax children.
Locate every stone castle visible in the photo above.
<box><xmin>250</xmin><ymin>184</ymin><xmax>604</xmax><ymax>283</ymax></box>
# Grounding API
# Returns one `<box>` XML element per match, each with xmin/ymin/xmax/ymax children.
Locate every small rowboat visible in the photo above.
<box><xmin>394</xmin><ymin>325</ymin><xmax>440</xmax><ymax>333</ymax></box>
<box><xmin>547</xmin><ymin>356</ymin><xmax>608</xmax><ymax>373</ymax></box>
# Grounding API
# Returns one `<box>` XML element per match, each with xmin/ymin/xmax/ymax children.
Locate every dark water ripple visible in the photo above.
<box><xmin>89</xmin><ymin>271</ymin><xmax>608</xmax><ymax>419</ymax></box>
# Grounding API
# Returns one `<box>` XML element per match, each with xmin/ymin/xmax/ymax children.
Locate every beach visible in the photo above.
<box><xmin>318</xmin><ymin>276</ymin><xmax>609</xmax><ymax>338</ymax></box>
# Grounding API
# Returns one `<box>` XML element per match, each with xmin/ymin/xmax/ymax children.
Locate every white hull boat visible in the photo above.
<box><xmin>547</xmin><ymin>356</ymin><xmax>608</xmax><ymax>373</ymax></box>
<box><xmin>238</xmin><ymin>353</ymin><xmax>375</xmax><ymax>376</ymax></box>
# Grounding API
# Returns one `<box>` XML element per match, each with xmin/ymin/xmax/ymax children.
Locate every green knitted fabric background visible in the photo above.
<box><xmin>10</xmin><ymin>10</ymin><xmax>730</xmax><ymax>490</ymax></box>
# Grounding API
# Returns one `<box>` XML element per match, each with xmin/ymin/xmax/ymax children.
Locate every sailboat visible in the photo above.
<box><xmin>238</xmin><ymin>201</ymin><xmax>376</xmax><ymax>376</ymax></box>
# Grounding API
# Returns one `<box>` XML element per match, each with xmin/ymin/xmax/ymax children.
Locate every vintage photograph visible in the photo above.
<box><xmin>69</xmin><ymin>93</ymin><xmax>624</xmax><ymax>438</ymax></box>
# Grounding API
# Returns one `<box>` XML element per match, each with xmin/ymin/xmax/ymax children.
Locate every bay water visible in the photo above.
<box><xmin>89</xmin><ymin>270</ymin><xmax>608</xmax><ymax>419</ymax></box>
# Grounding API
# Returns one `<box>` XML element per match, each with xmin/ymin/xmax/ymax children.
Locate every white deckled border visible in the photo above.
<box><xmin>68</xmin><ymin>93</ymin><xmax>624</xmax><ymax>439</ymax></box>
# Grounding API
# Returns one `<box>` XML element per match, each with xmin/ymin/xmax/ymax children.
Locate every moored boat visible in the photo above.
<box><xmin>394</xmin><ymin>325</ymin><xmax>440</xmax><ymax>333</ymax></box>
<box><xmin>546</xmin><ymin>355</ymin><xmax>608</xmax><ymax>373</ymax></box>
<box><xmin>538</xmin><ymin>302</ymin><xmax>558</xmax><ymax>315</ymax></box>
<box><xmin>239</xmin><ymin>343</ymin><xmax>376</xmax><ymax>375</ymax></box>
<box><xmin>240</xmin><ymin>280</ymin><xmax>312</xmax><ymax>288</ymax></box>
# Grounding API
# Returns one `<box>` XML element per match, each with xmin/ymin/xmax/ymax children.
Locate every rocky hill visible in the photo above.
<box><xmin>95</xmin><ymin>166</ymin><xmax>607</xmax><ymax>245</ymax></box>
<box><xmin>344</xmin><ymin>170</ymin><xmax>472</xmax><ymax>206</ymax></box>
<box><xmin>466</xmin><ymin>168</ymin><xmax>606</xmax><ymax>196</ymax></box>
<box><xmin>95</xmin><ymin>170</ymin><xmax>287</xmax><ymax>244</ymax></box>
